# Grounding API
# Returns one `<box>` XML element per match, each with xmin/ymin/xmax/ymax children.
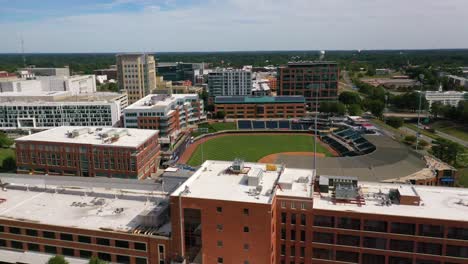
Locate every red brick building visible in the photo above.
<box><xmin>214</xmin><ymin>96</ymin><xmax>306</xmax><ymax>119</ymax></box>
<box><xmin>277</xmin><ymin>62</ymin><xmax>339</xmax><ymax>107</ymax></box>
<box><xmin>15</xmin><ymin>127</ymin><xmax>160</xmax><ymax>179</ymax></box>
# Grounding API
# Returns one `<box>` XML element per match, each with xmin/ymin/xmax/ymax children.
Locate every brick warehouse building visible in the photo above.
<box><xmin>15</xmin><ymin>127</ymin><xmax>160</xmax><ymax>179</ymax></box>
<box><xmin>1</xmin><ymin>160</ymin><xmax>467</xmax><ymax>264</ymax></box>
<box><xmin>214</xmin><ymin>96</ymin><xmax>306</xmax><ymax>119</ymax></box>
<box><xmin>277</xmin><ymin>62</ymin><xmax>339</xmax><ymax>107</ymax></box>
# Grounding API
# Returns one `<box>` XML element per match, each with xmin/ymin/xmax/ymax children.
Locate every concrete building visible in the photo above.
<box><xmin>156</xmin><ymin>62</ymin><xmax>204</xmax><ymax>83</ymax></box>
<box><xmin>19</xmin><ymin>67</ymin><xmax>70</xmax><ymax>77</ymax></box>
<box><xmin>277</xmin><ymin>61</ymin><xmax>339</xmax><ymax>107</ymax></box>
<box><xmin>214</xmin><ymin>96</ymin><xmax>306</xmax><ymax>119</ymax></box>
<box><xmin>0</xmin><ymin>92</ymin><xmax>127</xmax><ymax>130</ymax></box>
<box><xmin>94</xmin><ymin>66</ymin><xmax>117</xmax><ymax>81</ymax></box>
<box><xmin>0</xmin><ymin>173</ymin><xmax>181</xmax><ymax>264</ymax></box>
<box><xmin>251</xmin><ymin>79</ymin><xmax>272</xmax><ymax>96</ymax></box>
<box><xmin>0</xmin><ymin>75</ymin><xmax>96</xmax><ymax>95</ymax></box>
<box><xmin>208</xmin><ymin>68</ymin><xmax>252</xmax><ymax>97</ymax></box>
<box><xmin>123</xmin><ymin>94</ymin><xmax>205</xmax><ymax>144</ymax></box>
<box><xmin>447</xmin><ymin>75</ymin><xmax>468</xmax><ymax>89</ymax></box>
<box><xmin>15</xmin><ymin>126</ymin><xmax>160</xmax><ymax>179</ymax></box>
<box><xmin>424</xmin><ymin>90</ymin><xmax>467</xmax><ymax>107</ymax></box>
<box><xmin>116</xmin><ymin>54</ymin><xmax>157</xmax><ymax>104</ymax></box>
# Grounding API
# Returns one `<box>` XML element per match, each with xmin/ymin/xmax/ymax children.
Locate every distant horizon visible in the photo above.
<box><xmin>2</xmin><ymin>48</ymin><xmax>468</xmax><ymax>55</ymax></box>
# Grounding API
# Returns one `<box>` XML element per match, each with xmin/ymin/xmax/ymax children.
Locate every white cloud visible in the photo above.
<box><xmin>1</xmin><ymin>0</ymin><xmax>467</xmax><ymax>52</ymax></box>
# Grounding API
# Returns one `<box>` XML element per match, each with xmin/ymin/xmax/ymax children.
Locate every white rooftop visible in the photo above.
<box><xmin>0</xmin><ymin>185</ymin><xmax>164</xmax><ymax>232</ymax></box>
<box><xmin>171</xmin><ymin>160</ymin><xmax>314</xmax><ymax>204</ymax></box>
<box><xmin>125</xmin><ymin>93</ymin><xmax>198</xmax><ymax>111</ymax></box>
<box><xmin>314</xmin><ymin>181</ymin><xmax>468</xmax><ymax>222</ymax></box>
<box><xmin>16</xmin><ymin>126</ymin><xmax>158</xmax><ymax>148</ymax></box>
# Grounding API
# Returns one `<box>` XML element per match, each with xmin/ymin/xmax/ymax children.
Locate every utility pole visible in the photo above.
<box><xmin>415</xmin><ymin>74</ymin><xmax>424</xmax><ymax>151</ymax></box>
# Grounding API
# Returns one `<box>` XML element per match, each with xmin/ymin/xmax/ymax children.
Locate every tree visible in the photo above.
<box><xmin>215</xmin><ymin>111</ymin><xmax>226</xmax><ymax>119</ymax></box>
<box><xmin>430</xmin><ymin>102</ymin><xmax>443</xmax><ymax>118</ymax></box>
<box><xmin>330</xmin><ymin>102</ymin><xmax>346</xmax><ymax>116</ymax></box>
<box><xmin>385</xmin><ymin>117</ymin><xmax>404</xmax><ymax>129</ymax></box>
<box><xmin>97</xmin><ymin>82</ymin><xmax>118</xmax><ymax>92</ymax></box>
<box><xmin>1</xmin><ymin>157</ymin><xmax>15</xmax><ymax>171</ymax></box>
<box><xmin>319</xmin><ymin>102</ymin><xmax>331</xmax><ymax>113</ymax></box>
<box><xmin>47</xmin><ymin>256</ymin><xmax>69</xmax><ymax>264</ymax></box>
<box><xmin>339</xmin><ymin>91</ymin><xmax>361</xmax><ymax>105</ymax></box>
<box><xmin>431</xmin><ymin>138</ymin><xmax>464</xmax><ymax>165</ymax></box>
<box><xmin>404</xmin><ymin>135</ymin><xmax>417</xmax><ymax>145</ymax></box>
<box><xmin>89</xmin><ymin>257</ymin><xmax>107</xmax><ymax>264</ymax></box>
<box><xmin>363</xmin><ymin>99</ymin><xmax>385</xmax><ymax>117</ymax></box>
<box><xmin>0</xmin><ymin>132</ymin><xmax>13</xmax><ymax>148</ymax></box>
<box><xmin>347</xmin><ymin>104</ymin><xmax>362</xmax><ymax>116</ymax></box>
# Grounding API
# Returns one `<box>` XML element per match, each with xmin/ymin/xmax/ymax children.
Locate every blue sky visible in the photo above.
<box><xmin>1</xmin><ymin>0</ymin><xmax>467</xmax><ymax>52</ymax></box>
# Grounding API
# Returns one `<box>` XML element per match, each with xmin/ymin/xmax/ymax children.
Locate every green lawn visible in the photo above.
<box><xmin>403</xmin><ymin>123</ymin><xmax>439</xmax><ymax>140</ymax></box>
<box><xmin>457</xmin><ymin>168</ymin><xmax>468</xmax><ymax>188</ymax></box>
<box><xmin>192</xmin><ymin>122</ymin><xmax>237</xmax><ymax>137</ymax></box>
<box><xmin>432</xmin><ymin>121</ymin><xmax>468</xmax><ymax>142</ymax></box>
<box><xmin>0</xmin><ymin>148</ymin><xmax>14</xmax><ymax>168</ymax></box>
<box><xmin>187</xmin><ymin>134</ymin><xmax>332</xmax><ymax>166</ymax></box>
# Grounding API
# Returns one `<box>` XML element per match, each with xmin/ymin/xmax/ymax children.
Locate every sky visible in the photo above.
<box><xmin>0</xmin><ymin>0</ymin><xmax>467</xmax><ymax>53</ymax></box>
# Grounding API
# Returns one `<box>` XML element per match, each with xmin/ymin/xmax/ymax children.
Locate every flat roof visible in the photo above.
<box><xmin>125</xmin><ymin>93</ymin><xmax>199</xmax><ymax>110</ymax></box>
<box><xmin>15</xmin><ymin>126</ymin><xmax>158</xmax><ymax>148</ymax></box>
<box><xmin>0</xmin><ymin>177</ymin><xmax>168</xmax><ymax>232</ymax></box>
<box><xmin>215</xmin><ymin>96</ymin><xmax>305</xmax><ymax>104</ymax></box>
<box><xmin>0</xmin><ymin>91</ymin><xmax>124</xmax><ymax>103</ymax></box>
<box><xmin>314</xmin><ymin>181</ymin><xmax>468</xmax><ymax>221</ymax></box>
<box><xmin>171</xmin><ymin>160</ymin><xmax>314</xmax><ymax>204</ymax></box>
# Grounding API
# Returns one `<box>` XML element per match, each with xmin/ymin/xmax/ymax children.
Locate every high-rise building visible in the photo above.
<box><xmin>208</xmin><ymin>68</ymin><xmax>252</xmax><ymax>97</ymax></box>
<box><xmin>15</xmin><ymin>127</ymin><xmax>160</xmax><ymax>178</ymax></box>
<box><xmin>116</xmin><ymin>54</ymin><xmax>157</xmax><ymax>104</ymax></box>
<box><xmin>156</xmin><ymin>62</ymin><xmax>204</xmax><ymax>83</ymax></box>
<box><xmin>277</xmin><ymin>61</ymin><xmax>339</xmax><ymax>107</ymax></box>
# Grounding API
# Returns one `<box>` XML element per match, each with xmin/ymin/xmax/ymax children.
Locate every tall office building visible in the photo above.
<box><xmin>116</xmin><ymin>54</ymin><xmax>157</xmax><ymax>104</ymax></box>
<box><xmin>277</xmin><ymin>61</ymin><xmax>339</xmax><ymax>107</ymax></box>
<box><xmin>208</xmin><ymin>68</ymin><xmax>252</xmax><ymax>97</ymax></box>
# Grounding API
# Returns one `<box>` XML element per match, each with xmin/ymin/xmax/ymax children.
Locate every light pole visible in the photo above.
<box><xmin>313</xmin><ymin>88</ymin><xmax>318</xmax><ymax>172</ymax></box>
<box><xmin>415</xmin><ymin>74</ymin><xmax>424</xmax><ymax>151</ymax></box>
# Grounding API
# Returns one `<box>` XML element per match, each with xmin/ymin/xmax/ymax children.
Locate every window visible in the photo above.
<box><xmin>300</xmin><ymin>246</ymin><xmax>305</xmax><ymax>257</ymax></box>
<box><xmin>391</xmin><ymin>222</ymin><xmax>415</xmax><ymax>235</ymax></box>
<box><xmin>79</xmin><ymin>250</ymin><xmax>92</xmax><ymax>258</ymax></box>
<box><xmin>96</xmin><ymin>238</ymin><xmax>110</xmax><ymax>246</ymax></box>
<box><xmin>117</xmin><ymin>255</ymin><xmax>130</xmax><ymax>264</ymax></box>
<box><xmin>135</xmin><ymin>242</ymin><xmax>146</xmax><ymax>251</ymax></box>
<box><xmin>44</xmin><ymin>245</ymin><xmax>57</xmax><ymax>254</ymax></box>
<box><xmin>291</xmin><ymin>214</ymin><xmax>296</xmax><ymax>225</ymax></box>
<box><xmin>446</xmin><ymin>245</ymin><xmax>468</xmax><ymax>258</ymax></box>
<box><xmin>281</xmin><ymin>212</ymin><xmax>287</xmax><ymax>224</ymax></box>
<box><xmin>447</xmin><ymin>227</ymin><xmax>468</xmax><ymax>240</ymax></box>
<box><xmin>11</xmin><ymin>241</ymin><xmax>23</xmax><ymax>250</ymax></box>
<box><xmin>313</xmin><ymin>215</ymin><xmax>334</xmax><ymax>227</ymax></box>
<box><xmin>291</xmin><ymin>202</ymin><xmax>296</xmax><ymax>209</ymax></box>
<box><xmin>62</xmin><ymin>248</ymin><xmax>75</xmax><ymax>257</ymax></box>
<box><xmin>389</xmin><ymin>256</ymin><xmax>412</xmax><ymax>264</ymax></box>
<box><xmin>313</xmin><ymin>232</ymin><xmax>334</xmax><ymax>244</ymax></box>
<box><xmin>337</xmin><ymin>234</ymin><xmax>360</xmax><ymax>246</ymax></box>
<box><xmin>78</xmin><ymin>235</ymin><xmax>91</xmax><ymax>244</ymax></box>
<box><xmin>243</xmin><ymin>226</ymin><xmax>249</xmax><ymax>233</ymax></box>
<box><xmin>291</xmin><ymin>230</ymin><xmax>296</xmax><ymax>241</ymax></box>
<box><xmin>98</xmin><ymin>253</ymin><xmax>112</xmax><ymax>261</ymax></box>
<box><xmin>217</xmin><ymin>240</ymin><xmax>223</xmax><ymax>247</ymax></box>
<box><xmin>336</xmin><ymin>251</ymin><xmax>359</xmax><ymax>263</ymax></box>
<box><xmin>281</xmin><ymin>244</ymin><xmax>286</xmax><ymax>255</ymax></box>
<box><xmin>9</xmin><ymin>227</ymin><xmax>21</xmax><ymax>234</ymax></box>
<box><xmin>43</xmin><ymin>231</ymin><xmax>56</xmax><ymax>239</ymax></box>
<box><xmin>216</xmin><ymin>224</ymin><xmax>223</xmax><ymax>231</ymax></box>
<box><xmin>300</xmin><ymin>230</ymin><xmax>305</xmax><ymax>242</ymax></box>
<box><xmin>281</xmin><ymin>228</ymin><xmax>286</xmax><ymax>239</ymax></box>
<box><xmin>417</xmin><ymin>242</ymin><xmax>442</xmax><ymax>255</ymax></box>
<box><xmin>0</xmin><ymin>226</ymin><xmax>3</xmax><ymax>232</ymax></box>
<box><xmin>0</xmin><ymin>239</ymin><xmax>5</xmax><ymax>247</ymax></box>
<box><xmin>243</xmin><ymin>208</ymin><xmax>249</xmax><ymax>216</ymax></box>
<box><xmin>300</xmin><ymin>203</ymin><xmax>306</xmax><ymax>210</ymax></box>
<box><xmin>312</xmin><ymin>248</ymin><xmax>332</xmax><ymax>260</ymax></box>
<box><xmin>27</xmin><ymin>243</ymin><xmax>40</xmax><ymax>251</ymax></box>
<box><xmin>26</xmin><ymin>229</ymin><xmax>38</xmax><ymax>236</ymax></box>
<box><xmin>300</xmin><ymin>214</ymin><xmax>306</xmax><ymax>225</ymax></box>
<box><xmin>217</xmin><ymin>257</ymin><xmax>223</xmax><ymax>263</ymax></box>
<box><xmin>135</xmin><ymin>258</ymin><xmax>148</xmax><ymax>264</ymax></box>
<box><xmin>290</xmin><ymin>245</ymin><xmax>296</xmax><ymax>257</ymax></box>
<box><xmin>419</xmin><ymin>224</ymin><xmax>444</xmax><ymax>238</ymax></box>
<box><xmin>243</xmin><ymin>243</ymin><xmax>249</xmax><ymax>250</ymax></box>
<box><xmin>364</xmin><ymin>220</ymin><xmax>387</xmax><ymax>232</ymax></box>
<box><xmin>216</xmin><ymin>207</ymin><xmax>223</xmax><ymax>213</ymax></box>
<box><xmin>362</xmin><ymin>254</ymin><xmax>385</xmax><ymax>264</ymax></box>
<box><xmin>338</xmin><ymin>217</ymin><xmax>360</xmax><ymax>230</ymax></box>
<box><xmin>281</xmin><ymin>201</ymin><xmax>286</xmax><ymax>208</ymax></box>
<box><xmin>60</xmin><ymin>233</ymin><xmax>73</xmax><ymax>241</ymax></box>
<box><xmin>363</xmin><ymin>237</ymin><xmax>387</xmax><ymax>249</ymax></box>
<box><xmin>390</xmin><ymin>239</ymin><xmax>414</xmax><ymax>252</ymax></box>
<box><xmin>116</xmin><ymin>240</ymin><xmax>129</xmax><ymax>248</ymax></box>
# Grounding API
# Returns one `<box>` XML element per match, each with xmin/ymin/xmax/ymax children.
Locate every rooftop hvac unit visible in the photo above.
<box><xmin>247</xmin><ymin>168</ymin><xmax>263</xmax><ymax>186</ymax></box>
<box><xmin>231</xmin><ymin>159</ymin><xmax>244</xmax><ymax>173</ymax></box>
<box><xmin>68</xmin><ymin>128</ymin><xmax>90</xmax><ymax>138</ymax></box>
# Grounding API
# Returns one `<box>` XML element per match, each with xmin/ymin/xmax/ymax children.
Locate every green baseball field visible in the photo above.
<box><xmin>187</xmin><ymin>134</ymin><xmax>332</xmax><ymax>166</ymax></box>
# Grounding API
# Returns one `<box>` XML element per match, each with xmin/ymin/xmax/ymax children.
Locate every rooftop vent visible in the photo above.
<box><xmin>67</xmin><ymin>128</ymin><xmax>90</xmax><ymax>138</ymax></box>
<box><xmin>231</xmin><ymin>159</ymin><xmax>244</xmax><ymax>173</ymax></box>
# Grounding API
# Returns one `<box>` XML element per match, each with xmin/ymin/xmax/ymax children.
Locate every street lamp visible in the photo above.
<box><xmin>415</xmin><ymin>74</ymin><xmax>424</xmax><ymax>151</ymax></box>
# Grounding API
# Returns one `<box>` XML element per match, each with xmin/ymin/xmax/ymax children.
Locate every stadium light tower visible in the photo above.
<box><xmin>415</xmin><ymin>74</ymin><xmax>424</xmax><ymax>151</ymax></box>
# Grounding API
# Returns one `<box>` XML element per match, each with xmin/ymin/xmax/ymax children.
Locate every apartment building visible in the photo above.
<box><xmin>116</xmin><ymin>54</ymin><xmax>157</xmax><ymax>104</ymax></box>
<box><xmin>0</xmin><ymin>174</ymin><xmax>183</xmax><ymax>264</ymax></box>
<box><xmin>208</xmin><ymin>68</ymin><xmax>253</xmax><ymax>97</ymax></box>
<box><xmin>19</xmin><ymin>67</ymin><xmax>70</xmax><ymax>77</ymax></box>
<box><xmin>15</xmin><ymin>126</ymin><xmax>160</xmax><ymax>179</ymax></box>
<box><xmin>123</xmin><ymin>94</ymin><xmax>205</xmax><ymax>144</ymax></box>
<box><xmin>214</xmin><ymin>96</ymin><xmax>306</xmax><ymax>119</ymax></box>
<box><xmin>277</xmin><ymin>61</ymin><xmax>339</xmax><ymax>107</ymax></box>
<box><xmin>0</xmin><ymin>75</ymin><xmax>96</xmax><ymax>95</ymax></box>
<box><xmin>0</xmin><ymin>92</ymin><xmax>127</xmax><ymax>129</ymax></box>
